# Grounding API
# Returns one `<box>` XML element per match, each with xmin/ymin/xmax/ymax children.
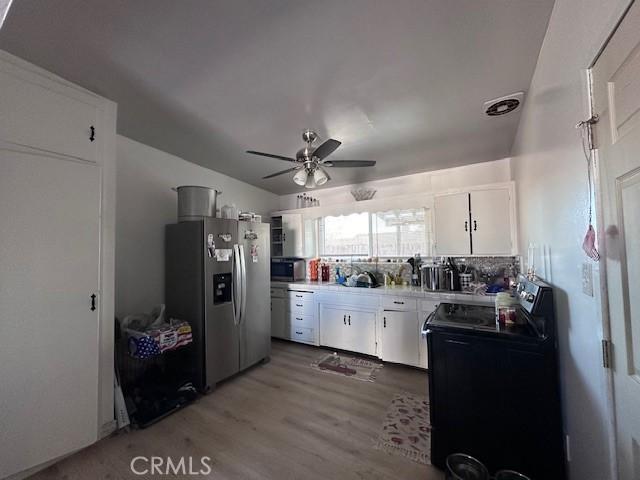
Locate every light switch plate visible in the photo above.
<box><xmin>582</xmin><ymin>262</ymin><xmax>594</xmax><ymax>297</ymax></box>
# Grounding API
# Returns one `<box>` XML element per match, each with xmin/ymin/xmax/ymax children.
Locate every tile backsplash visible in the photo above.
<box><xmin>308</xmin><ymin>256</ymin><xmax>520</xmax><ymax>286</ymax></box>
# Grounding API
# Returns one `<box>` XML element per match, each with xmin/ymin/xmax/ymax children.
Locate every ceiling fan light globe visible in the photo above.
<box><xmin>313</xmin><ymin>167</ymin><xmax>328</xmax><ymax>186</ymax></box>
<box><xmin>293</xmin><ymin>169</ymin><xmax>308</xmax><ymax>186</ymax></box>
<box><xmin>304</xmin><ymin>174</ymin><xmax>316</xmax><ymax>189</ymax></box>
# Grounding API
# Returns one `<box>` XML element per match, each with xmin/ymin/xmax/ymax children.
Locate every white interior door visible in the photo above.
<box><xmin>470</xmin><ymin>188</ymin><xmax>512</xmax><ymax>255</ymax></box>
<box><xmin>593</xmin><ymin>3</ymin><xmax>640</xmax><ymax>478</ymax></box>
<box><xmin>434</xmin><ymin>192</ymin><xmax>471</xmax><ymax>255</ymax></box>
<box><xmin>0</xmin><ymin>146</ymin><xmax>101</xmax><ymax>478</ymax></box>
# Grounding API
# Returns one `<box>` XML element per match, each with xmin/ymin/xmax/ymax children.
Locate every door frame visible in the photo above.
<box><xmin>585</xmin><ymin>1</ymin><xmax>637</xmax><ymax>478</ymax></box>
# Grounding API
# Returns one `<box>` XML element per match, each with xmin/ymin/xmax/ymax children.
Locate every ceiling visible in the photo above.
<box><xmin>0</xmin><ymin>0</ymin><xmax>554</xmax><ymax>195</ymax></box>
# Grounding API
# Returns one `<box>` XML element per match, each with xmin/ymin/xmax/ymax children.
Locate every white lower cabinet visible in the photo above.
<box><xmin>381</xmin><ymin>310</ymin><xmax>420</xmax><ymax>367</ymax></box>
<box><xmin>270</xmin><ymin>296</ymin><xmax>286</xmax><ymax>339</ymax></box>
<box><xmin>271</xmin><ymin>287</ymin><xmax>318</xmax><ymax>345</ymax></box>
<box><xmin>319</xmin><ymin>305</ymin><xmax>376</xmax><ymax>356</ymax></box>
<box><xmin>345</xmin><ymin>310</ymin><xmax>377</xmax><ymax>356</ymax></box>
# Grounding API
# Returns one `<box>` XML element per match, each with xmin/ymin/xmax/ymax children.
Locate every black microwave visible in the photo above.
<box><xmin>271</xmin><ymin>258</ymin><xmax>306</xmax><ymax>282</ymax></box>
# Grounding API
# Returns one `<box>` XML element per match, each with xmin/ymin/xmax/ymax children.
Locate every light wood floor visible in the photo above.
<box><xmin>30</xmin><ymin>340</ymin><xmax>444</xmax><ymax>480</ymax></box>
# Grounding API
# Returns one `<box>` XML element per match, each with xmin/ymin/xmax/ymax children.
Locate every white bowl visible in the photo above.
<box><xmin>351</xmin><ymin>188</ymin><xmax>376</xmax><ymax>201</ymax></box>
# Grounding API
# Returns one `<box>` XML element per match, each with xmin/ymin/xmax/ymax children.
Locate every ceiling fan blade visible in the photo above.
<box><xmin>246</xmin><ymin>150</ymin><xmax>296</xmax><ymax>162</ymax></box>
<box><xmin>262</xmin><ymin>166</ymin><xmax>302</xmax><ymax>179</ymax></box>
<box><xmin>323</xmin><ymin>160</ymin><xmax>376</xmax><ymax>168</ymax></box>
<box><xmin>312</xmin><ymin>139</ymin><xmax>341</xmax><ymax>160</ymax></box>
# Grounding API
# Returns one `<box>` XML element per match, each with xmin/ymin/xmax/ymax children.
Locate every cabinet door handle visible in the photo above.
<box><xmin>296</xmin><ymin>303</ymin><xmax>303</xmax><ymax>307</ymax></box>
<box><xmin>348</xmin><ymin>315</ymin><xmax>351</xmax><ymax>326</ymax></box>
<box><xmin>473</xmin><ymin>220</ymin><xmax>478</xmax><ymax>231</ymax></box>
<box><xmin>383</xmin><ymin>317</ymin><xmax>386</xmax><ymax>328</ymax></box>
<box><xmin>90</xmin><ymin>293</ymin><xmax>96</xmax><ymax>311</ymax></box>
<box><xmin>343</xmin><ymin>314</ymin><xmax>346</xmax><ymax>325</ymax></box>
<box><xmin>89</xmin><ymin>125</ymin><xmax>95</xmax><ymax>142</ymax></box>
<box><xmin>393</xmin><ymin>301</ymin><xmax>404</xmax><ymax>305</ymax></box>
<box><xmin>296</xmin><ymin>317</ymin><xmax>303</xmax><ymax>321</ymax></box>
<box><xmin>283</xmin><ymin>233</ymin><xmax>286</xmax><ymax>241</ymax></box>
<box><xmin>295</xmin><ymin>294</ymin><xmax>303</xmax><ymax>298</ymax></box>
<box><xmin>295</xmin><ymin>331</ymin><xmax>303</xmax><ymax>335</ymax></box>
<box><xmin>464</xmin><ymin>220</ymin><xmax>468</xmax><ymax>232</ymax></box>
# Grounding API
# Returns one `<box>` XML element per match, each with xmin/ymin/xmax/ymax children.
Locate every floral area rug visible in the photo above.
<box><xmin>310</xmin><ymin>352</ymin><xmax>383</xmax><ymax>382</ymax></box>
<box><xmin>374</xmin><ymin>392</ymin><xmax>431</xmax><ymax>465</ymax></box>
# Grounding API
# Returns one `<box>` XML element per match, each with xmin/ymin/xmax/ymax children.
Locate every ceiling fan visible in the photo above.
<box><xmin>247</xmin><ymin>129</ymin><xmax>376</xmax><ymax>188</ymax></box>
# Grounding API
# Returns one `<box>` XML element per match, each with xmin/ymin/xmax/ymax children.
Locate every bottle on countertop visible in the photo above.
<box><xmin>321</xmin><ymin>263</ymin><xmax>330</xmax><ymax>282</ymax></box>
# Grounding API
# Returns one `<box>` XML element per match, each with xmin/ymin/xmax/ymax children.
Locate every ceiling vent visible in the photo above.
<box><xmin>483</xmin><ymin>92</ymin><xmax>524</xmax><ymax>117</ymax></box>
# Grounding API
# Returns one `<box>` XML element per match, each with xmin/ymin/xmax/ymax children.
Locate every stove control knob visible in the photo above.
<box><xmin>525</xmin><ymin>293</ymin><xmax>535</xmax><ymax>303</ymax></box>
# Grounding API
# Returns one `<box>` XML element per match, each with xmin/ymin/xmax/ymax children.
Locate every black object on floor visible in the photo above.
<box><xmin>115</xmin><ymin>319</ymin><xmax>197</xmax><ymax>428</ymax></box>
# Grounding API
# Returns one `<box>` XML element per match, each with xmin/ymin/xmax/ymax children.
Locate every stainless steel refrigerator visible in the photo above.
<box><xmin>165</xmin><ymin>218</ymin><xmax>271</xmax><ymax>392</ymax></box>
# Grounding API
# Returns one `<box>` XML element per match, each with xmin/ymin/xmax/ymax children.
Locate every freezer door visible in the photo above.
<box><xmin>238</xmin><ymin>221</ymin><xmax>271</xmax><ymax>370</ymax></box>
<box><xmin>204</xmin><ymin>218</ymin><xmax>240</xmax><ymax>387</ymax></box>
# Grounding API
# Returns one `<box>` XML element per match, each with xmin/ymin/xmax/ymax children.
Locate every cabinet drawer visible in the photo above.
<box><xmin>287</xmin><ymin>297</ymin><xmax>315</xmax><ymax>315</ymax></box>
<box><xmin>290</xmin><ymin>326</ymin><xmax>315</xmax><ymax>343</ymax></box>
<box><xmin>381</xmin><ymin>296</ymin><xmax>417</xmax><ymax>311</ymax></box>
<box><xmin>287</xmin><ymin>290</ymin><xmax>313</xmax><ymax>302</ymax></box>
<box><xmin>288</xmin><ymin>312</ymin><xmax>316</xmax><ymax>329</ymax></box>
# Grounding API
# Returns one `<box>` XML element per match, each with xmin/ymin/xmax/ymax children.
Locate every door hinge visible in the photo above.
<box><xmin>576</xmin><ymin>114</ymin><xmax>599</xmax><ymax>150</ymax></box>
<box><xmin>602</xmin><ymin>339</ymin><xmax>611</xmax><ymax>369</ymax></box>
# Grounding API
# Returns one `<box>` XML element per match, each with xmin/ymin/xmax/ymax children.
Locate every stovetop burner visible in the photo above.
<box><xmin>427</xmin><ymin>302</ymin><xmax>545</xmax><ymax>340</ymax></box>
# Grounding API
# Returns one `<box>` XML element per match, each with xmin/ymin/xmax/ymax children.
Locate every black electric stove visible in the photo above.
<box><xmin>425</xmin><ymin>276</ymin><xmax>565</xmax><ymax>479</ymax></box>
<box><xmin>427</xmin><ymin>302</ymin><xmax>545</xmax><ymax>342</ymax></box>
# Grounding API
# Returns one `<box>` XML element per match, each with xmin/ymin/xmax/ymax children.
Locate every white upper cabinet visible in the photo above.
<box><xmin>0</xmin><ymin>60</ymin><xmax>100</xmax><ymax>163</ymax></box>
<box><xmin>434</xmin><ymin>183</ymin><xmax>516</xmax><ymax>256</ymax></box>
<box><xmin>434</xmin><ymin>192</ymin><xmax>472</xmax><ymax>255</ymax></box>
<box><xmin>281</xmin><ymin>213</ymin><xmax>303</xmax><ymax>257</ymax></box>
<box><xmin>470</xmin><ymin>188</ymin><xmax>513</xmax><ymax>255</ymax></box>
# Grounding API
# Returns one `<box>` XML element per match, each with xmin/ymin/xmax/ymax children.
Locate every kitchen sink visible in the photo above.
<box><xmin>331</xmin><ymin>282</ymin><xmax>381</xmax><ymax>288</ymax></box>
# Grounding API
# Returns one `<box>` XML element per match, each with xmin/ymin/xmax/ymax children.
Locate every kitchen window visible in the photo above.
<box><xmin>373</xmin><ymin>208</ymin><xmax>427</xmax><ymax>257</ymax></box>
<box><xmin>318</xmin><ymin>212</ymin><xmax>371</xmax><ymax>256</ymax></box>
<box><xmin>318</xmin><ymin>208</ymin><xmax>430</xmax><ymax>257</ymax></box>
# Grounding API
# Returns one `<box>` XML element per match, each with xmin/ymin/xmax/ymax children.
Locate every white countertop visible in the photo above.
<box><xmin>271</xmin><ymin>280</ymin><xmax>495</xmax><ymax>305</ymax></box>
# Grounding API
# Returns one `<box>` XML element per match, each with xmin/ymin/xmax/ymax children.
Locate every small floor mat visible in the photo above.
<box><xmin>374</xmin><ymin>392</ymin><xmax>431</xmax><ymax>465</ymax></box>
<box><xmin>310</xmin><ymin>352</ymin><xmax>383</xmax><ymax>382</ymax></box>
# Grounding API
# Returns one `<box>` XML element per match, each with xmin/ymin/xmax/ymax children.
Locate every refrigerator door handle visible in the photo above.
<box><xmin>232</xmin><ymin>244</ymin><xmax>241</xmax><ymax>325</ymax></box>
<box><xmin>239</xmin><ymin>244</ymin><xmax>248</xmax><ymax>324</ymax></box>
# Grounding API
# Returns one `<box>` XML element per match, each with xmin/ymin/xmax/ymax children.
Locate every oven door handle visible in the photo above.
<box><xmin>422</xmin><ymin>310</ymin><xmax>436</xmax><ymax>336</ymax></box>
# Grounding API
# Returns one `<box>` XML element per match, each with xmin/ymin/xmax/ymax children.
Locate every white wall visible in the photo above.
<box><xmin>278</xmin><ymin>158</ymin><xmax>511</xmax><ymax>210</ymax></box>
<box><xmin>510</xmin><ymin>0</ymin><xmax>631</xmax><ymax>479</ymax></box>
<box><xmin>115</xmin><ymin>135</ymin><xmax>279</xmax><ymax>318</ymax></box>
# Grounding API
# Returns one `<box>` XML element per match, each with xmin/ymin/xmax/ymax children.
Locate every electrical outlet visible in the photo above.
<box><xmin>582</xmin><ymin>262</ymin><xmax>594</xmax><ymax>297</ymax></box>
